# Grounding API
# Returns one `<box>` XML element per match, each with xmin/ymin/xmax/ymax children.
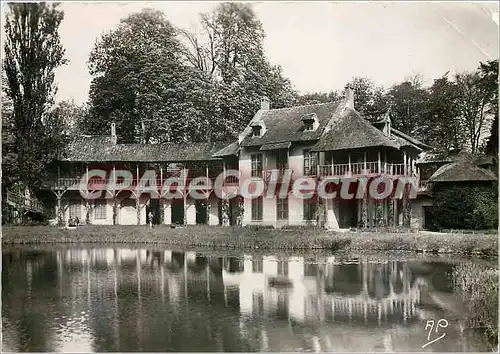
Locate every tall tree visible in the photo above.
<box><xmin>182</xmin><ymin>3</ymin><xmax>297</xmax><ymax>138</ymax></box>
<box><xmin>479</xmin><ymin>60</ymin><xmax>498</xmax><ymax>157</ymax></box>
<box><xmin>387</xmin><ymin>75</ymin><xmax>429</xmax><ymax>137</ymax></box>
<box><xmin>345</xmin><ymin>77</ymin><xmax>389</xmax><ymax>121</ymax></box>
<box><xmin>51</xmin><ymin>99</ymin><xmax>89</xmax><ymax>136</ymax></box>
<box><xmin>455</xmin><ymin>71</ymin><xmax>494</xmax><ymax>154</ymax></box>
<box><xmin>296</xmin><ymin>91</ymin><xmax>340</xmax><ymax>105</ymax></box>
<box><xmin>86</xmin><ymin>8</ymin><xmax>207</xmax><ymax>143</ymax></box>
<box><xmin>425</xmin><ymin>74</ymin><xmax>466</xmax><ymax>154</ymax></box>
<box><xmin>3</xmin><ymin>3</ymin><xmax>67</xmax><ymax>191</ymax></box>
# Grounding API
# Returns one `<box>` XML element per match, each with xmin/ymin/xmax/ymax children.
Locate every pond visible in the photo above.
<box><xmin>1</xmin><ymin>246</ymin><xmax>494</xmax><ymax>352</ymax></box>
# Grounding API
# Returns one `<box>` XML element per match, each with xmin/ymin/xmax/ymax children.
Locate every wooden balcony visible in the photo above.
<box><xmin>317</xmin><ymin>162</ymin><xmax>414</xmax><ymax>178</ymax></box>
<box><xmin>5</xmin><ymin>191</ymin><xmax>45</xmax><ymax>214</ymax></box>
<box><xmin>43</xmin><ymin>175</ymin><xmax>239</xmax><ymax>192</ymax></box>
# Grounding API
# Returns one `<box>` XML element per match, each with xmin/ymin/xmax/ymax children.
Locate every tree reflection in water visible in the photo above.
<box><xmin>1</xmin><ymin>247</ymin><xmax>490</xmax><ymax>352</ymax></box>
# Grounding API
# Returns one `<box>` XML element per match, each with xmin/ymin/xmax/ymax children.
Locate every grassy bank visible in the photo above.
<box><xmin>453</xmin><ymin>263</ymin><xmax>499</xmax><ymax>351</ymax></box>
<box><xmin>2</xmin><ymin>225</ymin><xmax>497</xmax><ymax>257</ymax></box>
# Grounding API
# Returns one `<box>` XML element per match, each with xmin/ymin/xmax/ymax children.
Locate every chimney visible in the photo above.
<box><xmin>261</xmin><ymin>96</ymin><xmax>270</xmax><ymax>110</ymax></box>
<box><xmin>345</xmin><ymin>85</ymin><xmax>354</xmax><ymax>109</ymax></box>
<box><xmin>110</xmin><ymin>122</ymin><xmax>117</xmax><ymax>144</ymax></box>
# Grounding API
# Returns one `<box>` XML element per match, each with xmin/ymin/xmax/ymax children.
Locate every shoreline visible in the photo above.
<box><xmin>2</xmin><ymin>225</ymin><xmax>497</xmax><ymax>258</ymax></box>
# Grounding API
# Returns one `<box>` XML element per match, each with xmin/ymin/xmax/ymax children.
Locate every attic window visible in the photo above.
<box><xmin>304</xmin><ymin>121</ymin><xmax>314</xmax><ymax>131</ymax></box>
<box><xmin>252</xmin><ymin>126</ymin><xmax>262</xmax><ymax>137</ymax></box>
<box><xmin>301</xmin><ymin>113</ymin><xmax>318</xmax><ymax>132</ymax></box>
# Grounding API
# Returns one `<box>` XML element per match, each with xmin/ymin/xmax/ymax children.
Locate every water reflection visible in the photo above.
<box><xmin>1</xmin><ymin>248</ymin><xmax>491</xmax><ymax>352</ymax></box>
<box><xmin>229</xmin><ymin>255</ymin><xmax>421</xmax><ymax>327</ymax></box>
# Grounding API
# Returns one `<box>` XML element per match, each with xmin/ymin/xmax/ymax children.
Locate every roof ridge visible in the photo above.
<box><xmin>267</xmin><ymin>100</ymin><xmax>342</xmax><ymax>112</ymax></box>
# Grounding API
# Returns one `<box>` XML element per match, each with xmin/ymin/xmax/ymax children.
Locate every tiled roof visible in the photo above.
<box><xmin>62</xmin><ymin>136</ymin><xmax>229</xmax><ymax>162</ymax></box>
<box><xmin>428</xmin><ymin>161</ymin><xmax>498</xmax><ymax>183</ymax></box>
<box><xmin>311</xmin><ymin>108</ymin><xmax>400</xmax><ymax>152</ymax></box>
<box><xmin>240</xmin><ymin>101</ymin><xmax>343</xmax><ymax>147</ymax></box>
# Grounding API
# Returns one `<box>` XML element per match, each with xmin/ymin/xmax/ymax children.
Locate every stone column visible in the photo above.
<box><xmin>221</xmin><ymin>199</ymin><xmax>230</xmax><ymax>226</ymax></box>
<box><xmin>85</xmin><ymin>200</ymin><xmax>93</xmax><ymax>225</ymax></box>
<box><xmin>183</xmin><ymin>195</ymin><xmax>187</xmax><ymax>225</ymax></box>
<box><xmin>113</xmin><ymin>199</ymin><xmax>118</xmax><ymax>225</ymax></box>
<box><xmin>236</xmin><ymin>196</ymin><xmax>244</xmax><ymax>226</ymax></box>
<box><xmin>206</xmin><ymin>197</ymin><xmax>211</xmax><ymax>224</ymax></box>
<box><xmin>403</xmin><ymin>196</ymin><xmax>411</xmax><ymax>228</ymax></box>
<box><xmin>56</xmin><ymin>195</ymin><xmax>63</xmax><ymax>225</ymax></box>
<box><xmin>388</xmin><ymin>199</ymin><xmax>394</xmax><ymax>228</ymax></box>
<box><xmin>136</xmin><ymin>197</ymin><xmax>141</xmax><ymax>225</ymax></box>
<box><xmin>375</xmin><ymin>201</ymin><xmax>384</xmax><ymax>227</ymax></box>
<box><xmin>361</xmin><ymin>196</ymin><xmax>369</xmax><ymax>228</ymax></box>
<box><xmin>164</xmin><ymin>200</ymin><xmax>171</xmax><ymax>225</ymax></box>
<box><xmin>159</xmin><ymin>199</ymin><xmax>165</xmax><ymax>225</ymax></box>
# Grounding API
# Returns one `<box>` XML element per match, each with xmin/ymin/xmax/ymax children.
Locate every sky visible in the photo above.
<box><xmin>2</xmin><ymin>1</ymin><xmax>499</xmax><ymax>104</ymax></box>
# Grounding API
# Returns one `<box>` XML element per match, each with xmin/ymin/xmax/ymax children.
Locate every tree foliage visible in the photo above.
<box><xmin>181</xmin><ymin>3</ymin><xmax>297</xmax><ymax>138</ymax></box>
<box><xmin>85</xmin><ymin>8</ymin><xmax>210</xmax><ymax>143</ymax></box>
<box><xmin>480</xmin><ymin>60</ymin><xmax>499</xmax><ymax>157</ymax></box>
<box><xmin>3</xmin><ymin>2</ymin><xmax>68</xmax><ymax>191</ymax></box>
<box><xmin>429</xmin><ymin>184</ymin><xmax>498</xmax><ymax>230</ymax></box>
<box><xmin>387</xmin><ymin>76</ymin><xmax>429</xmax><ymax>137</ymax></box>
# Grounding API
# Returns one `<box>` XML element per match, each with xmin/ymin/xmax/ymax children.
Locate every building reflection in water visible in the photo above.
<box><xmin>224</xmin><ymin>255</ymin><xmax>422</xmax><ymax>323</ymax></box>
<box><xmin>29</xmin><ymin>249</ymin><xmax>426</xmax><ymax>352</ymax></box>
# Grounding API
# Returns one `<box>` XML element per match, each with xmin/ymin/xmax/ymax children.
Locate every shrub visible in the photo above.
<box><xmin>430</xmin><ymin>184</ymin><xmax>498</xmax><ymax>230</ymax></box>
<box><xmin>453</xmin><ymin>263</ymin><xmax>498</xmax><ymax>349</ymax></box>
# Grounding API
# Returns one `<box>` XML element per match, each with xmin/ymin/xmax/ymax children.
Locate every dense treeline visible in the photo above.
<box><xmin>2</xmin><ymin>3</ymin><xmax>498</xmax><ymax>195</ymax></box>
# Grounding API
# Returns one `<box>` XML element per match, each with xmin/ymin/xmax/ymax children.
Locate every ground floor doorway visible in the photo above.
<box><xmin>195</xmin><ymin>200</ymin><xmax>208</xmax><ymax>224</ymax></box>
<box><xmin>171</xmin><ymin>199</ymin><xmax>184</xmax><ymax>225</ymax></box>
<box><xmin>338</xmin><ymin>198</ymin><xmax>358</xmax><ymax>228</ymax></box>
<box><xmin>146</xmin><ymin>198</ymin><xmax>161</xmax><ymax>225</ymax></box>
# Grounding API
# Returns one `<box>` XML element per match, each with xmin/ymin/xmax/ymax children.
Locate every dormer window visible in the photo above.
<box><xmin>301</xmin><ymin>113</ymin><xmax>319</xmax><ymax>132</ymax></box>
<box><xmin>250</xmin><ymin>120</ymin><xmax>266</xmax><ymax>138</ymax></box>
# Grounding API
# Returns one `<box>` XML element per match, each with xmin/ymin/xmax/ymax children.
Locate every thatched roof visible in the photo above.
<box><xmin>62</xmin><ymin>136</ymin><xmax>229</xmax><ymax>162</ymax></box>
<box><xmin>390</xmin><ymin>128</ymin><xmax>431</xmax><ymax>150</ymax></box>
<box><xmin>428</xmin><ymin>161</ymin><xmax>498</xmax><ymax>183</ymax></box>
<box><xmin>416</xmin><ymin>152</ymin><xmax>454</xmax><ymax>164</ymax></box>
<box><xmin>417</xmin><ymin>152</ymin><xmax>496</xmax><ymax>166</ymax></box>
<box><xmin>212</xmin><ymin>141</ymin><xmax>239</xmax><ymax>158</ymax></box>
<box><xmin>311</xmin><ymin>108</ymin><xmax>400</xmax><ymax>152</ymax></box>
<box><xmin>240</xmin><ymin>101</ymin><xmax>342</xmax><ymax>147</ymax></box>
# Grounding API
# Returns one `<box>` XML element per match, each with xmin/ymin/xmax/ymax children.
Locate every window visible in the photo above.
<box><xmin>94</xmin><ymin>200</ymin><xmax>107</xmax><ymax>220</ymax></box>
<box><xmin>251</xmin><ymin>196</ymin><xmax>263</xmax><ymax>221</ymax></box>
<box><xmin>304</xmin><ymin>121</ymin><xmax>314</xmax><ymax>131</ymax></box>
<box><xmin>252</xmin><ymin>257</ymin><xmax>263</xmax><ymax>273</ymax></box>
<box><xmin>303</xmin><ymin>198</ymin><xmax>317</xmax><ymax>221</ymax></box>
<box><xmin>69</xmin><ymin>202</ymin><xmax>80</xmax><ymax>219</ymax></box>
<box><xmin>276</xmin><ymin>149</ymin><xmax>288</xmax><ymax>170</ymax></box>
<box><xmin>251</xmin><ymin>154</ymin><xmax>263</xmax><ymax>177</ymax></box>
<box><xmin>303</xmin><ymin>149</ymin><xmax>318</xmax><ymax>176</ymax></box>
<box><xmin>277</xmin><ymin>195</ymin><xmax>288</xmax><ymax>220</ymax></box>
<box><xmin>252</xmin><ymin>126</ymin><xmax>262</xmax><ymax>137</ymax></box>
<box><xmin>277</xmin><ymin>260</ymin><xmax>289</xmax><ymax>276</ymax></box>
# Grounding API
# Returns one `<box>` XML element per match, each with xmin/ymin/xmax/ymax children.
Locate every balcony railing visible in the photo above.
<box><xmin>317</xmin><ymin>162</ymin><xmax>414</xmax><ymax>177</ymax></box>
<box><xmin>44</xmin><ymin>175</ymin><xmax>241</xmax><ymax>191</ymax></box>
<box><xmin>418</xmin><ymin>180</ymin><xmax>428</xmax><ymax>192</ymax></box>
<box><xmin>5</xmin><ymin>191</ymin><xmax>44</xmax><ymax>214</ymax></box>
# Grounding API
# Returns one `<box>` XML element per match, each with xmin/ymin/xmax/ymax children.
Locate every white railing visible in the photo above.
<box><xmin>318</xmin><ymin>162</ymin><xmax>413</xmax><ymax>177</ymax></box>
<box><xmin>6</xmin><ymin>191</ymin><xmax>44</xmax><ymax>213</ymax></box>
